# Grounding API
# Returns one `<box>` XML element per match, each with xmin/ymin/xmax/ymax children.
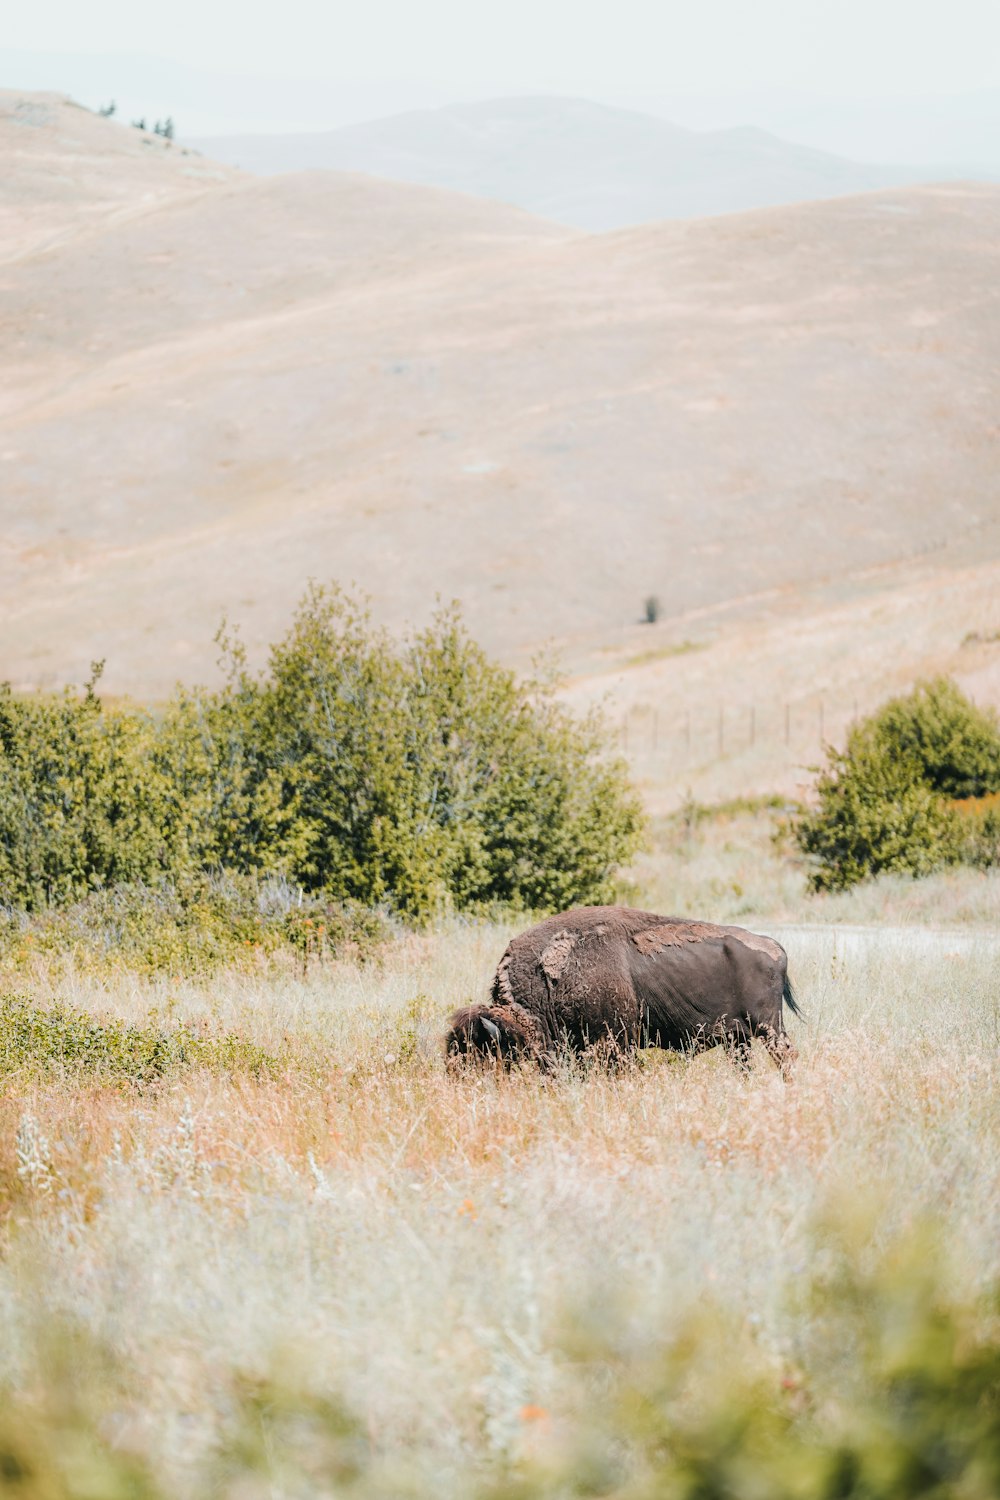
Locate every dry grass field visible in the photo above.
<box><xmin>2</xmin><ymin>831</ymin><xmax>998</xmax><ymax>1494</ymax></box>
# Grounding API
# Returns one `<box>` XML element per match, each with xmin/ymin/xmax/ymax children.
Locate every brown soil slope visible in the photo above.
<box><xmin>2</xmin><ymin>94</ymin><xmax>999</xmax><ymax>717</ymax></box>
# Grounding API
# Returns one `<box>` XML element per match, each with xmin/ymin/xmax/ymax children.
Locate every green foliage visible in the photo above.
<box><xmin>0</xmin><ymin>589</ymin><xmax>643</xmax><ymax>920</ymax></box>
<box><xmin>871</xmin><ymin>677</ymin><xmax>1000</xmax><ymax>798</ymax></box>
<box><xmin>0</xmin><ymin>992</ymin><xmax>274</xmax><ymax>1084</ymax></box>
<box><xmin>795</xmin><ymin>677</ymin><xmax>1000</xmax><ymax>890</ymax></box>
<box><xmin>0</xmin><ymin>665</ymin><xmax>171</xmax><ymax>909</ymax></box>
<box><xmin>796</xmin><ymin>728</ymin><xmax>958</xmax><ymax>891</ymax></box>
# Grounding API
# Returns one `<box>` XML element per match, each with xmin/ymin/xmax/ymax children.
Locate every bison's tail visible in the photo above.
<box><xmin>782</xmin><ymin>972</ymin><xmax>804</xmax><ymax>1021</ymax></box>
<box><xmin>445</xmin><ymin>1003</ymin><xmax>537</xmax><ymax>1064</ymax></box>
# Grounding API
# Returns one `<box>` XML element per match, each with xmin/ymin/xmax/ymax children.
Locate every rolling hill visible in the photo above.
<box><xmin>189</xmin><ymin>95</ymin><xmax>936</xmax><ymax>231</ymax></box>
<box><xmin>2</xmin><ymin>91</ymin><xmax>1000</xmax><ymax>805</ymax></box>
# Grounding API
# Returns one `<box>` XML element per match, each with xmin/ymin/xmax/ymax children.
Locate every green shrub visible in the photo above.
<box><xmin>0</xmin><ymin>666</ymin><xmax>171</xmax><ymax>908</ymax></box>
<box><xmin>216</xmin><ymin>588</ymin><xmax>643</xmax><ymax>914</ymax></box>
<box><xmin>0</xmin><ymin>992</ymin><xmax>275</xmax><ymax>1083</ymax></box>
<box><xmin>795</xmin><ymin>678</ymin><xmax>1000</xmax><ymax>890</ymax></box>
<box><xmin>0</xmin><ymin>588</ymin><xmax>644</xmax><ymax>919</ymax></box>
<box><xmin>796</xmin><ymin>726</ymin><xmax>958</xmax><ymax>891</ymax></box>
<box><xmin>953</xmin><ymin>793</ymin><xmax>1000</xmax><ymax>870</ymax></box>
<box><xmin>871</xmin><ymin>677</ymin><xmax>1000</xmax><ymax>798</ymax></box>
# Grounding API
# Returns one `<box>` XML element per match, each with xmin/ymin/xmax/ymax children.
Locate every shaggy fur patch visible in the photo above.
<box><xmin>539</xmin><ymin>931</ymin><xmax>576</xmax><ymax>983</ymax></box>
<box><xmin>632</xmin><ymin>921</ymin><xmax>784</xmax><ymax>964</ymax></box>
<box><xmin>493</xmin><ymin>951</ymin><xmax>515</xmax><ymax>1006</ymax></box>
<box><xmin>632</xmin><ymin>921</ymin><xmax>720</xmax><ymax>955</ymax></box>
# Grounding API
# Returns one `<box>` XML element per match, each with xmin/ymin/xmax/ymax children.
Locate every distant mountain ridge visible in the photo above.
<box><xmin>189</xmin><ymin>95</ymin><xmax>937</xmax><ymax>230</ymax></box>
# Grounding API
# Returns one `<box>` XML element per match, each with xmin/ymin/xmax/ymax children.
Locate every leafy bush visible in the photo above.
<box><xmin>0</xmin><ymin>589</ymin><xmax>644</xmax><ymax>919</ymax></box>
<box><xmin>217</xmin><ymin>589</ymin><xmax>643</xmax><ymax>914</ymax></box>
<box><xmin>871</xmin><ymin>677</ymin><xmax>1000</xmax><ymax>798</ymax></box>
<box><xmin>0</xmin><ymin>992</ymin><xmax>274</xmax><ymax>1083</ymax></box>
<box><xmin>796</xmin><ymin>678</ymin><xmax>1000</xmax><ymax>890</ymax></box>
<box><xmin>796</xmin><ymin>728</ymin><xmax>959</xmax><ymax>891</ymax></box>
<box><xmin>0</xmin><ymin>666</ymin><xmax>170</xmax><ymax>908</ymax></box>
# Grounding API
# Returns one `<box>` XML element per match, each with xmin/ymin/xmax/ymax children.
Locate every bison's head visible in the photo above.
<box><xmin>445</xmin><ymin>1003</ymin><xmax>539</xmax><ymax>1065</ymax></box>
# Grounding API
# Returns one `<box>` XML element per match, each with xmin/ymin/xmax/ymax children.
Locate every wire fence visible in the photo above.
<box><xmin>615</xmin><ymin>694</ymin><xmax>862</xmax><ymax>768</ymax></box>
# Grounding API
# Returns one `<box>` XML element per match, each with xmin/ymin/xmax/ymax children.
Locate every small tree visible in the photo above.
<box><xmin>871</xmin><ymin>677</ymin><xmax>1000</xmax><ymax>798</ymax></box>
<box><xmin>796</xmin><ymin>728</ymin><xmax>957</xmax><ymax>891</ymax></box>
<box><xmin>794</xmin><ymin>677</ymin><xmax>1000</xmax><ymax>891</ymax></box>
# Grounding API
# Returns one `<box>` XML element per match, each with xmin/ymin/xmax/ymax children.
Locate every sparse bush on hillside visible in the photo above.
<box><xmin>0</xmin><ymin>588</ymin><xmax>643</xmax><ymax>920</ymax></box>
<box><xmin>796</xmin><ymin>677</ymin><xmax>1000</xmax><ymax>890</ymax></box>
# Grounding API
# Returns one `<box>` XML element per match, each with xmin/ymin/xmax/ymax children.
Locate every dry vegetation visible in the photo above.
<box><xmin>637</xmin><ymin>806</ymin><xmax>1000</xmax><ymax>927</ymax></box>
<box><xmin>2</xmin><ymin>828</ymin><xmax>998</xmax><ymax>1494</ymax></box>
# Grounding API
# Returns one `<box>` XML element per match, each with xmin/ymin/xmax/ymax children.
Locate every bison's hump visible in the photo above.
<box><xmin>631</xmin><ymin>920</ymin><xmax>785</xmax><ymax>965</ymax></box>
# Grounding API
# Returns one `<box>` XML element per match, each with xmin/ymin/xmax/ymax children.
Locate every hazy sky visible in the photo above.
<box><xmin>5</xmin><ymin>1</ymin><xmax>1000</xmax><ymax>155</ymax></box>
<box><xmin>8</xmin><ymin>0</ymin><xmax>1000</xmax><ymax>95</ymax></box>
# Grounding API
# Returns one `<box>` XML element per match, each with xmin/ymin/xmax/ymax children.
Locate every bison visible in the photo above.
<box><xmin>446</xmin><ymin>905</ymin><xmax>800</xmax><ymax>1073</ymax></box>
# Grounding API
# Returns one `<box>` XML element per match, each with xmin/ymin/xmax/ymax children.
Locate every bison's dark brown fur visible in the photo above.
<box><xmin>446</xmin><ymin>905</ymin><xmax>800</xmax><ymax>1072</ymax></box>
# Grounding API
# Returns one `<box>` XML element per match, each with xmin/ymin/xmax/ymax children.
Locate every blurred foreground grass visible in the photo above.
<box><xmin>1</xmin><ymin>1216</ymin><xmax>997</xmax><ymax>1499</ymax></box>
